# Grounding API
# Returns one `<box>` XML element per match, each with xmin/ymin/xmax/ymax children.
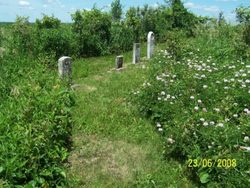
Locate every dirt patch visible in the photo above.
<box><xmin>68</xmin><ymin>134</ymin><xmax>147</xmax><ymax>185</ymax></box>
<box><xmin>72</xmin><ymin>84</ymin><xmax>97</xmax><ymax>93</ymax></box>
<box><xmin>93</xmin><ymin>75</ymin><xmax>104</xmax><ymax>81</ymax></box>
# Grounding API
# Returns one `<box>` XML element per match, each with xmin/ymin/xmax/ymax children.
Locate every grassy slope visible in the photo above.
<box><xmin>67</xmin><ymin>44</ymin><xmax>195</xmax><ymax>187</ymax></box>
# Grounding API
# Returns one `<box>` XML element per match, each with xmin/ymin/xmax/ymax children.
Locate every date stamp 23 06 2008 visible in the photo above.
<box><xmin>187</xmin><ymin>159</ymin><xmax>237</xmax><ymax>168</ymax></box>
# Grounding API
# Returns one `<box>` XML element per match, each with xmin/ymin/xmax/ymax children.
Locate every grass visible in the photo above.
<box><xmin>66</xmin><ymin>44</ymin><xmax>195</xmax><ymax>187</ymax></box>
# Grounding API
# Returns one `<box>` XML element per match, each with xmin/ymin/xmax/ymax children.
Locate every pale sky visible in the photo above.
<box><xmin>0</xmin><ymin>0</ymin><xmax>249</xmax><ymax>22</ymax></box>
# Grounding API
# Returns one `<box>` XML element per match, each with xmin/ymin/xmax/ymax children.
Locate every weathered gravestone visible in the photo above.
<box><xmin>116</xmin><ymin>55</ymin><xmax>123</xmax><ymax>69</ymax></box>
<box><xmin>132</xmin><ymin>43</ymin><xmax>140</xmax><ymax>64</ymax></box>
<box><xmin>147</xmin><ymin>31</ymin><xmax>155</xmax><ymax>59</ymax></box>
<box><xmin>58</xmin><ymin>56</ymin><xmax>72</xmax><ymax>83</ymax></box>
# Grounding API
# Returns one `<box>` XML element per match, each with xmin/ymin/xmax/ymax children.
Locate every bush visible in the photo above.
<box><xmin>33</xmin><ymin>15</ymin><xmax>73</xmax><ymax>63</ymax></box>
<box><xmin>0</xmin><ymin>28</ymin><xmax>2</xmax><ymax>46</ymax></box>
<box><xmin>133</xmin><ymin>37</ymin><xmax>250</xmax><ymax>187</ymax></box>
<box><xmin>35</xmin><ymin>14</ymin><xmax>61</xmax><ymax>29</ymax></box>
<box><xmin>11</xmin><ymin>16</ymin><xmax>33</xmax><ymax>55</ymax></box>
<box><xmin>110</xmin><ymin>22</ymin><xmax>133</xmax><ymax>54</ymax></box>
<box><xmin>236</xmin><ymin>6</ymin><xmax>250</xmax><ymax>45</ymax></box>
<box><xmin>72</xmin><ymin>8</ymin><xmax>112</xmax><ymax>56</ymax></box>
<box><xmin>164</xmin><ymin>29</ymin><xmax>187</xmax><ymax>60</ymax></box>
<box><xmin>0</xmin><ymin>55</ymin><xmax>75</xmax><ymax>187</ymax></box>
<box><xmin>34</xmin><ymin>27</ymin><xmax>72</xmax><ymax>61</ymax></box>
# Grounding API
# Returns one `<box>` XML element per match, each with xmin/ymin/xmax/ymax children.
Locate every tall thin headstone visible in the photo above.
<box><xmin>116</xmin><ymin>55</ymin><xmax>123</xmax><ymax>69</ymax></box>
<box><xmin>132</xmin><ymin>43</ymin><xmax>140</xmax><ymax>64</ymax></box>
<box><xmin>147</xmin><ymin>31</ymin><xmax>155</xmax><ymax>59</ymax></box>
<box><xmin>58</xmin><ymin>56</ymin><xmax>72</xmax><ymax>84</ymax></box>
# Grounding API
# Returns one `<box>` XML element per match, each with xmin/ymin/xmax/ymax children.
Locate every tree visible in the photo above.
<box><xmin>236</xmin><ymin>6</ymin><xmax>250</xmax><ymax>24</ymax></box>
<box><xmin>72</xmin><ymin>8</ymin><xmax>112</xmax><ymax>56</ymax></box>
<box><xmin>236</xmin><ymin>6</ymin><xmax>250</xmax><ymax>45</ymax></box>
<box><xmin>111</xmin><ymin>0</ymin><xmax>122</xmax><ymax>21</ymax></box>
<box><xmin>125</xmin><ymin>7</ymin><xmax>142</xmax><ymax>42</ymax></box>
<box><xmin>218</xmin><ymin>11</ymin><xmax>225</xmax><ymax>26</ymax></box>
<box><xmin>169</xmin><ymin>0</ymin><xmax>197</xmax><ymax>36</ymax></box>
<box><xmin>35</xmin><ymin>14</ymin><xmax>61</xmax><ymax>29</ymax></box>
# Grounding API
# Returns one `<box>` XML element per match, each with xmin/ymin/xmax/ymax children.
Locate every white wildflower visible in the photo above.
<box><xmin>156</xmin><ymin>122</ymin><xmax>161</xmax><ymax>128</ymax></box>
<box><xmin>200</xmin><ymin>118</ymin><xmax>205</xmax><ymax>122</ymax></box>
<box><xmin>210</xmin><ymin>121</ymin><xmax>215</xmax><ymax>126</ymax></box>
<box><xmin>167</xmin><ymin>138</ymin><xmax>175</xmax><ymax>144</ymax></box>
<box><xmin>216</xmin><ymin>123</ymin><xmax>224</xmax><ymax>127</ymax></box>
<box><xmin>203</xmin><ymin>85</ymin><xmax>208</xmax><ymax>89</ymax></box>
<box><xmin>156</xmin><ymin>76</ymin><xmax>161</xmax><ymax>81</ymax></box>
<box><xmin>244</xmin><ymin>136</ymin><xmax>249</xmax><ymax>142</ymax></box>
<box><xmin>233</xmin><ymin>114</ymin><xmax>238</xmax><ymax>118</ymax></box>
<box><xmin>214</xmin><ymin>108</ymin><xmax>220</xmax><ymax>112</ymax></box>
<box><xmin>203</xmin><ymin>122</ymin><xmax>209</xmax><ymax>126</ymax></box>
<box><xmin>202</xmin><ymin>108</ymin><xmax>207</xmax><ymax>112</ymax></box>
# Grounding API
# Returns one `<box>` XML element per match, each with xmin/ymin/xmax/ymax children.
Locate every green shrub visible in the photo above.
<box><xmin>0</xmin><ymin>55</ymin><xmax>75</xmax><ymax>187</ymax></box>
<box><xmin>110</xmin><ymin>22</ymin><xmax>133</xmax><ymax>54</ymax></box>
<box><xmin>72</xmin><ymin>8</ymin><xmax>112</xmax><ymax>56</ymax></box>
<box><xmin>236</xmin><ymin>6</ymin><xmax>250</xmax><ymax>45</ymax></box>
<box><xmin>133</xmin><ymin>37</ymin><xmax>250</xmax><ymax>187</ymax></box>
<box><xmin>35</xmin><ymin>27</ymin><xmax>72</xmax><ymax>60</ymax></box>
<box><xmin>0</xmin><ymin>28</ymin><xmax>2</xmax><ymax>46</ymax></box>
<box><xmin>33</xmin><ymin>15</ymin><xmax>73</xmax><ymax>63</ymax></box>
<box><xmin>35</xmin><ymin>14</ymin><xmax>61</xmax><ymax>29</ymax></box>
<box><xmin>164</xmin><ymin>29</ymin><xmax>187</xmax><ymax>60</ymax></box>
<box><xmin>11</xmin><ymin>16</ymin><xmax>33</xmax><ymax>55</ymax></box>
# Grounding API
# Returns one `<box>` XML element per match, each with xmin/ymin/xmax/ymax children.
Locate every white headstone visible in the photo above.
<box><xmin>132</xmin><ymin>43</ymin><xmax>140</xmax><ymax>64</ymax></box>
<box><xmin>147</xmin><ymin>31</ymin><xmax>155</xmax><ymax>59</ymax></box>
<box><xmin>116</xmin><ymin>55</ymin><xmax>123</xmax><ymax>69</ymax></box>
<box><xmin>58</xmin><ymin>56</ymin><xmax>72</xmax><ymax>83</ymax></box>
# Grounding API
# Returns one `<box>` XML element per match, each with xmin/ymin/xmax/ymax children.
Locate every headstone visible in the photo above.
<box><xmin>132</xmin><ymin>43</ymin><xmax>140</xmax><ymax>64</ymax></box>
<box><xmin>58</xmin><ymin>56</ymin><xmax>72</xmax><ymax>83</ymax></box>
<box><xmin>116</xmin><ymin>55</ymin><xmax>123</xmax><ymax>69</ymax></box>
<box><xmin>147</xmin><ymin>31</ymin><xmax>155</xmax><ymax>59</ymax></box>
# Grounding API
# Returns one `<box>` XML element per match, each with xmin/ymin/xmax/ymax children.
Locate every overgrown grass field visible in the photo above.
<box><xmin>0</xmin><ymin>1</ymin><xmax>249</xmax><ymax>187</ymax></box>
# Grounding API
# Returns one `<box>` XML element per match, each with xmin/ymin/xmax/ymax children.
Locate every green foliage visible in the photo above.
<box><xmin>110</xmin><ymin>22</ymin><xmax>133</xmax><ymax>54</ymax></box>
<box><xmin>125</xmin><ymin>7</ymin><xmax>142</xmax><ymax>42</ymax></box>
<box><xmin>111</xmin><ymin>0</ymin><xmax>122</xmax><ymax>21</ymax></box>
<box><xmin>168</xmin><ymin>0</ymin><xmax>197</xmax><ymax>36</ymax></box>
<box><xmin>11</xmin><ymin>16</ymin><xmax>33</xmax><ymax>55</ymax></box>
<box><xmin>9</xmin><ymin>15</ymin><xmax>72</xmax><ymax>63</ymax></box>
<box><xmin>0</xmin><ymin>54</ymin><xmax>74</xmax><ymax>187</ymax></box>
<box><xmin>35</xmin><ymin>14</ymin><xmax>61</xmax><ymax>29</ymax></box>
<box><xmin>236</xmin><ymin>6</ymin><xmax>250</xmax><ymax>45</ymax></box>
<box><xmin>164</xmin><ymin>29</ymin><xmax>187</xmax><ymax>60</ymax></box>
<box><xmin>34</xmin><ymin>27</ymin><xmax>72</xmax><ymax>61</ymax></box>
<box><xmin>218</xmin><ymin>11</ymin><xmax>226</xmax><ymax>27</ymax></box>
<box><xmin>236</xmin><ymin>6</ymin><xmax>250</xmax><ymax>24</ymax></box>
<box><xmin>72</xmin><ymin>8</ymin><xmax>112</xmax><ymax>56</ymax></box>
<box><xmin>0</xmin><ymin>28</ymin><xmax>2</xmax><ymax>46</ymax></box>
<box><xmin>133</xmin><ymin>34</ymin><xmax>250</xmax><ymax>186</ymax></box>
<box><xmin>140</xmin><ymin>5</ymin><xmax>172</xmax><ymax>41</ymax></box>
<box><xmin>34</xmin><ymin>15</ymin><xmax>72</xmax><ymax>62</ymax></box>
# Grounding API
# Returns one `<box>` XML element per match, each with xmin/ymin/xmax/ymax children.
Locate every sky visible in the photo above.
<box><xmin>0</xmin><ymin>0</ymin><xmax>249</xmax><ymax>23</ymax></box>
